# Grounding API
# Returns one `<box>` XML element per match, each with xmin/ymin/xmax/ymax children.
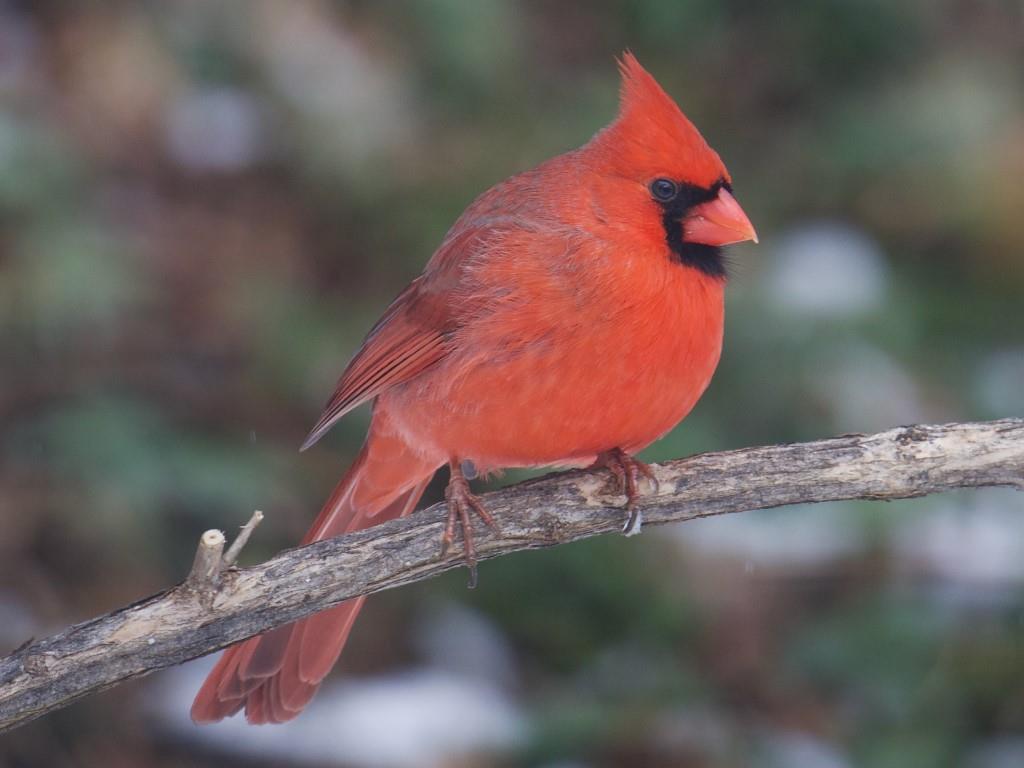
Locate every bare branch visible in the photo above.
<box><xmin>1</xmin><ymin>418</ymin><xmax>1022</xmax><ymax>732</ymax></box>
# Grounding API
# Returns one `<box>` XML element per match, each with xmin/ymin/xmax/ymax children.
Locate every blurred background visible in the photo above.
<box><xmin>1</xmin><ymin>1</ymin><xmax>1023</xmax><ymax>766</ymax></box>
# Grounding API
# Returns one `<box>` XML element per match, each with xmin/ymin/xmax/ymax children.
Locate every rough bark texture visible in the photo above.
<box><xmin>1</xmin><ymin>419</ymin><xmax>1022</xmax><ymax>732</ymax></box>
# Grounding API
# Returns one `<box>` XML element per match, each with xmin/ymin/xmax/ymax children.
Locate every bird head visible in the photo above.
<box><xmin>586</xmin><ymin>53</ymin><xmax>757</xmax><ymax>277</ymax></box>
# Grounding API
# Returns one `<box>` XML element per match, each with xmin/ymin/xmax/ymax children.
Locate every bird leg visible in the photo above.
<box><xmin>442</xmin><ymin>459</ymin><xmax>498</xmax><ymax>588</ymax></box>
<box><xmin>590</xmin><ymin>448</ymin><xmax>659</xmax><ymax>537</ymax></box>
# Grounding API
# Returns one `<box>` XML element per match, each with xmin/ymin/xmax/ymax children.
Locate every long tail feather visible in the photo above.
<box><xmin>191</xmin><ymin>417</ymin><xmax>438</xmax><ymax>724</ymax></box>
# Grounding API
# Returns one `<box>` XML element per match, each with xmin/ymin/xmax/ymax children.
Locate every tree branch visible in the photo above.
<box><xmin>2</xmin><ymin>418</ymin><xmax>1022</xmax><ymax>732</ymax></box>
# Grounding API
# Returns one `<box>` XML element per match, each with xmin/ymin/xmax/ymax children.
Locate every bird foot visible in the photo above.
<box><xmin>590</xmin><ymin>448</ymin><xmax>658</xmax><ymax>537</ymax></box>
<box><xmin>442</xmin><ymin>462</ymin><xmax>499</xmax><ymax>588</ymax></box>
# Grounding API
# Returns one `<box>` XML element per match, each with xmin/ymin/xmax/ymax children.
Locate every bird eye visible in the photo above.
<box><xmin>650</xmin><ymin>178</ymin><xmax>678</xmax><ymax>202</ymax></box>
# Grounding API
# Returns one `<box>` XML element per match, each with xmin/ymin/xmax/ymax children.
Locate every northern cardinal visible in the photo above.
<box><xmin>192</xmin><ymin>53</ymin><xmax>756</xmax><ymax>724</ymax></box>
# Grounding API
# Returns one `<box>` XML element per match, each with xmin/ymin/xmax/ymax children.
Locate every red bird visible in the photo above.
<box><xmin>192</xmin><ymin>53</ymin><xmax>756</xmax><ymax>724</ymax></box>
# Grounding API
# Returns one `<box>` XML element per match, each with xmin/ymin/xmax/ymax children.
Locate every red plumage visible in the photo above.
<box><xmin>191</xmin><ymin>53</ymin><xmax>755</xmax><ymax>724</ymax></box>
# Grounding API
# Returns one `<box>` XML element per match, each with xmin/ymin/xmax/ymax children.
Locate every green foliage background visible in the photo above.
<box><xmin>1</xmin><ymin>1</ymin><xmax>1022</xmax><ymax>766</ymax></box>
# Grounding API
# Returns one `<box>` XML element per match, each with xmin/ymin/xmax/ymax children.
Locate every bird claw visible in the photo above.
<box><xmin>590</xmin><ymin>448</ymin><xmax>657</xmax><ymax>536</ymax></box>
<box><xmin>623</xmin><ymin>508</ymin><xmax>644</xmax><ymax>537</ymax></box>
<box><xmin>443</xmin><ymin>463</ymin><xmax>498</xmax><ymax>588</ymax></box>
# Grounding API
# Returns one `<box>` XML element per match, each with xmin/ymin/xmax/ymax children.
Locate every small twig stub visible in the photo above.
<box><xmin>184</xmin><ymin>530</ymin><xmax>225</xmax><ymax>593</ymax></box>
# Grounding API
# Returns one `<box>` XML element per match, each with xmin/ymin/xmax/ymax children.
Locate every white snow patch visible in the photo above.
<box><xmin>892</xmin><ymin>490</ymin><xmax>1024</xmax><ymax>586</ymax></box>
<box><xmin>671</xmin><ymin>503</ymin><xmax>865</xmax><ymax>568</ymax></box>
<box><xmin>156</xmin><ymin>658</ymin><xmax>526</xmax><ymax>768</ymax></box>
<box><xmin>764</xmin><ymin>221</ymin><xmax>888</xmax><ymax>318</ymax></box>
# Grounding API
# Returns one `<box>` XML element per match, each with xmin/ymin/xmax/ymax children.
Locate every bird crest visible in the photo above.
<box><xmin>594</xmin><ymin>52</ymin><xmax>727</xmax><ymax>188</ymax></box>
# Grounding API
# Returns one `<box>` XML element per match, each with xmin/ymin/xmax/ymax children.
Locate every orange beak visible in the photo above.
<box><xmin>683</xmin><ymin>188</ymin><xmax>758</xmax><ymax>246</ymax></box>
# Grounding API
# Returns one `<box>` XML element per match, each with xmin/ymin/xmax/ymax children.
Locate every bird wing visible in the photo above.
<box><xmin>300</xmin><ymin>220</ymin><xmax>503</xmax><ymax>450</ymax></box>
<box><xmin>300</xmin><ymin>277</ymin><xmax>454</xmax><ymax>450</ymax></box>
